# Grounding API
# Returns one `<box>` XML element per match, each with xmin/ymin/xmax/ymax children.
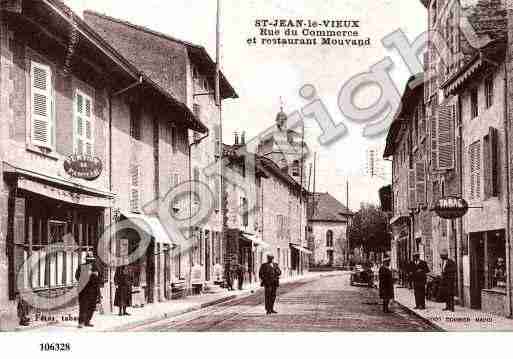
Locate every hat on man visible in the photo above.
<box><xmin>85</xmin><ymin>252</ymin><xmax>96</xmax><ymax>261</ymax></box>
<box><xmin>440</xmin><ymin>248</ymin><xmax>449</xmax><ymax>256</ymax></box>
<box><xmin>265</xmin><ymin>252</ymin><xmax>274</xmax><ymax>259</ymax></box>
<box><xmin>383</xmin><ymin>256</ymin><xmax>391</xmax><ymax>263</ymax></box>
<box><xmin>413</xmin><ymin>252</ymin><xmax>420</xmax><ymax>258</ymax></box>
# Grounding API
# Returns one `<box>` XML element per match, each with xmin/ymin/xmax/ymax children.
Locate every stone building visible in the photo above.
<box><xmin>385</xmin><ymin>0</ymin><xmax>513</xmax><ymax>317</ymax></box>
<box><xmin>307</xmin><ymin>192</ymin><xmax>353</xmax><ymax>267</ymax></box>
<box><xmin>82</xmin><ymin>11</ymin><xmax>238</xmax><ymax>286</ymax></box>
<box><xmin>0</xmin><ymin>0</ymin><xmax>206</xmax><ymax>329</ymax></box>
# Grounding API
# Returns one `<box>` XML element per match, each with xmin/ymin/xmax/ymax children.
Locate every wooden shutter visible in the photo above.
<box><xmin>484</xmin><ymin>127</ymin><xmax>500</xmax><ymax>198</ymax></box>
<box><xmin>437</xmin><ymin>104</ymin><xmax>455</xmax><ymax>170</ymax></box>
<box><xmin>408</xmin><ymin>169</ymin><xmax>416</xmax><ymax>209</ymax></box>
<box><xmin>75</xmin><ymin>90</ymin><xmax>94</xmax><ymax>155</ymax></box>
<box><xmin>416</xmin><ymin>161</ymin><xmax>427</xmax><ymax>205</ymax></box>
<box><xmin>470</xmin><ymin>141</ymin><xmax>481</xmax><ymax>200</ymax></box>
<box><xmin>430</xmin><ymin>107</ymin><xmax>438</xmax><ymax>170</ymax></box>
<box><xmin>31</xmin><ymin>61</ymin><xmax>53</xmax><ymax>148</ymax></box>
<box><xmin>130</xmin><ymin>165</ymin><xmax>141</xmax><ymax>213</ymax></box>
<box><xmin>9</xmin><ymin>197</ymin><xmax>26</xmax><ymax>299</ymax></box>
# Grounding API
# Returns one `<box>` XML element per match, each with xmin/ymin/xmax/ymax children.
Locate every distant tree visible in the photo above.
<box><xmin>347</xmin><ymin>203</ymin><xmax>389</xmax><ymax>255</ymax></box>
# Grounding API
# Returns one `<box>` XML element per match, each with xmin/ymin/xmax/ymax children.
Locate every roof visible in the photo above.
<box><xmin>83</xmin><ymin>10</ymin><xmax>238</xmax><ymax>100</ymax></box>
<box><xmin>257</xmin><ymin>155</ymin><xmax>307</xmax><ymax>193</ymax></box>
<box><xmin>23</xmin><ymin>0</ymin><xmax>207</xmax><ymax>133</ymax></box>
<box><xmin>383</xmin><ymin>74</ymin><xmax>424</xmax><ymax>158</ymax></box>
<box><xmin>308</xmin><ymin>193</ymin><xmax>353</xmax><ymax>222</ymax></box>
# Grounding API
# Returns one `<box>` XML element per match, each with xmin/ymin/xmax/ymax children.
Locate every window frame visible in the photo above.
<box><xmin>29</xmin><ymin>60</ymin><xmax>55</xmax><ymax>150</ymax></box>
<box><xmin>73</xmin><ymin>88</ymin><xmax>95</xmax><ymax>156</ymax></box>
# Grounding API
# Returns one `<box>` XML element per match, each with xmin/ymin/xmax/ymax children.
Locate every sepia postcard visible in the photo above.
<box><xmin>1</xmin><ymin>0</ymin><xmax>513</xmax><ymax>354</ymax></box>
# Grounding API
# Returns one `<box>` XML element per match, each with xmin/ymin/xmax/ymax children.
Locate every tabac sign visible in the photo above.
<box><xmin>433</xmin><ymin>196</ymin><xmax>469</xmax><ymax>220</ymax></box>
<box><xmin>63</xmin><ymin>155</ymin><xmax>103</xmax><ymax>181</ymax></box>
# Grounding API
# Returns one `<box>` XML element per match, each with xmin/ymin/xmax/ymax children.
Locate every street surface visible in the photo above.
<box><xmin>128</xmin><ymin>273</ymin><xmax>440</xmax><ymax>332</ymax></box>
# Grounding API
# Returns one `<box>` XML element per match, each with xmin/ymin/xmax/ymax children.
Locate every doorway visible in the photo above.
<box><xmin>469</xmin><ymin>232</ymin><xmax>485</xmax><ymax>309</ymax></box>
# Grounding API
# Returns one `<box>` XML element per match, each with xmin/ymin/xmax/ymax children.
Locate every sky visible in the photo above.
<box><xmin>65</xmin><ymin>0</ymin><xmax>427</xmax><ymax>210</ymax></box>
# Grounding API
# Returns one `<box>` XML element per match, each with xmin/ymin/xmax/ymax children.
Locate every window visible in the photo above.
<box><xmin>242</xmin><ymin>197</ymin><xmax>249</xmax><ymax>227</ymax></box>
<box><xmin>30</xmin><ymin>61</ymin><xmax>54</xmax><ymax>149</ymax></box>
<box><xmin>171</xmin><ymin>126</ymin><xmax>177</xmax><ymax>154</ymax></box>
<box><xmin>130</xmin><ymin>104</ymin><xmax>141</xmax><ymax>140</ymax></box>
<box><xmin>470</xmin><ymin>140</ymin><xmax>481</xmax><ymax>200</ymax></box>
<box><xmin>485</xmin><ymin>76</ymin><xmax>494</xmax><ymax>109</ymax></box>
<box><xmin>484</xmin><ymin>127</ymin><xmax>500</xmax><ymax>198</ymax></box>
<box><xmin>470</xmin><ymin>88</ymin><xmax>479</xmax><ymax>119</ymax></box>
<box><xmin>326</xmin><ymin>230</ymin><xmax>334</xmax><ymax>247</ymax></box>
<box><xmin>292</xmin><ymin>160</ymin><xmax>300</xmax><ymax>177</ymax></box>
<box><xmin>213</xmin><ymin>124</ymin><xmax>221</xmax><ymax>158</ymax></box>
<box><xmin>74</xmin><ymin>90</ymin><xmax>94</xmax><ymax>155</ymax></box>
<box><xmin>130</xmin><ymin>165</ymin><xmax>141</xmax><ymax>213</ymax></box>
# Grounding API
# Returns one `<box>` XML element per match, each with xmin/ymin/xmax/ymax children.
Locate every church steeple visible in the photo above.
<box><xmin>276</xmin><ymin>98</ymin><xmax>287</xmax><ymax>131</ymax></box>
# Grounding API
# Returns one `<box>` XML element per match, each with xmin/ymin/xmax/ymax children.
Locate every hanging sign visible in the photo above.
<box><xmin>433</xmin><ymin>196</ymin><xmax>469</xmax><ymax>219</ymax></box>
<box><xmin>63</xmin><ymin>154</ymin><xmax>103</xmax><ymax>181</ymax></box>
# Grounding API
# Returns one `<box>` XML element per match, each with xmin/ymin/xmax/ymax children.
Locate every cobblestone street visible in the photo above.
<box><xmin>129</xmin><ymin>273</ymin><xmax>440</xmax><ymax>332</ymax></box>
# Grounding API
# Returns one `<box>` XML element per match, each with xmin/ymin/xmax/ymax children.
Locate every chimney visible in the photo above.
<box><xmin>234</xmin><ymin>132</ymin><xmax>239</xmax><ymax>145</ymax></box>
<box><xmin>241</xmin><ymin>131</ymin><xmax>246</xmax><ymax>145</ymax></box>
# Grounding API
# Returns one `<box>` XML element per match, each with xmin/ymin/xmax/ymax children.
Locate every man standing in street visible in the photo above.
<box><xmin>378</xmin><ymin>257</ymin><xmax>394</xmax><ymax>313</ymax></box>
<box><xmin>439</xmin><ymin>248</ymin><xmax>457</xmax><ymax>312</ymax></box>
<box><xmin>410</xmin><ymin>252</ymin><xmax>430</xmax><ymax>310</ymax></box>
<box><xmin>259</xmin><ymin>253</ymin><xmax>282</xmax><ymax>315</ymax></box>
<box><xmin>75</xmin><ymin>252</ymin><xmax>102</xmax><ymax>328</ymax></box>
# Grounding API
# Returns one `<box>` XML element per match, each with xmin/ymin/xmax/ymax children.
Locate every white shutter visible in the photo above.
<box><xmin>416</xmin><ymin>160</ymin><xmax>427</xmax><ymax>205</ymax></box>
<box><xmin>437</xmin><ymin>104</ymin><xmax>455</xmax><ymax>170</ymax></box>
<box><xmin>130</xmin><ymin>165</ymin><xmax>141</xmax><ymax>213</ymax></box>
<box><xmin>30</xmin><ymin>61</ymin><xmax>52</xmax><ymax>148</ymax></box>
<box><xmin>74</xmin><ymin>90</ymin><xmax>94</xmax><ymax>156</ymax></box>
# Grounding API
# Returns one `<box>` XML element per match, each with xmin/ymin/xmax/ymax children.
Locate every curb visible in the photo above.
<box><xmin>393</xmin><ymin>300</ymin><xmax>445</xmax><ymax>332</ymax></box>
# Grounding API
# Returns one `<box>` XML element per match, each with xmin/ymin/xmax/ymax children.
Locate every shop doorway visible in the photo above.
<box><xmin>470</xmin><ymin>232</ymin><xmax>485</xmax><ymax>309</ymax></box>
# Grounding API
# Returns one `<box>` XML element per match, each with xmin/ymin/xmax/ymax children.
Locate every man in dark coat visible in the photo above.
<box><xmin>75</xmin><ymin>253</ymin><xmax>102</xmax><ymax>328</ymax></box>
<box><xmin>234</xmin><ymin>264</ymin><xmax>244</xmax><ymax>290</ymax></box>
<box><xmin>379</xmin><ymin>257</ymin><xmax>394</xmax><ymax>313</ymax></box>
<box><xmin>114</xmin><ymin>265</ymin><xmax>132</xmax><ymax>316</ymax></box>
<box><xmin>259</xmin><ymin>253</ymin><xmax>282</xmax><ymax>315</ymax></box>
<box><xmin>410</xmin><ymin>252</ymin><xmax>430</xmax><ymax>310</ymax></box>
<box><xmin>439</xmin><ymin>249</ymin><xmax>456</xmax><ymax>311</ymax></box>
<box><xmin>224</xmin><ymin>263</ymin><xmax>233</xmax><ymax>291</ymax></box>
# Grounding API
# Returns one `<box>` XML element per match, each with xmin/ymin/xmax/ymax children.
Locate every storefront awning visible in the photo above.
<box><xmin>290</xmin><ymin>243</ymin><xmax>312</xmax><ymax>255</ymax></box>
<box><xmin>121</xmin><ymin>212</ymin><xmax>185</xmax><ymax>246</ymax></box>
<box><xmin>240</xmin><ymin>233</ymin><xmax>270</xmax><ymax>248</ymax></box>
<box><xmin>16</xmin><ymin>175</ymin><xmax>113</xmax><ymax>208</ymax></box>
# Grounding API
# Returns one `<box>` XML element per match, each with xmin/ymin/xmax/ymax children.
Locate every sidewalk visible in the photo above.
<box><xmin>393</xmin><ymin>286</ymin><xmax>513</xmax><ymax>331</ymax></box>
<box><xmin>17</xmin><ymin>271</ymin><xmax>330</xmax><ymax>332</ymax></box>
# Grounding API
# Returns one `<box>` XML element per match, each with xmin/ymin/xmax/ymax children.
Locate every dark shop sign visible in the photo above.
<box><xmin>63</xmin><ymin>155</ymin><xmax>103</xmax><ymax>181</ymax></box>
<box><xmin>433</xmin><ymin>196</ymin><xmax>469</xmax><ymax>219</ymax></box>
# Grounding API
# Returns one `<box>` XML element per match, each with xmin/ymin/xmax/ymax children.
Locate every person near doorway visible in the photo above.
<box><xmin>493</xmin><ymin>257</ymin><xmax>506</xmax><ymax>288</ymax></box>
<box><xmin>411</xmin><ymin>252</ymin><xmax>430</xmax><ymax>310</ymax></box>
<box><xmin>224</xmin><ymin>263</ymin><xmax>234</xmax><ymax>291</ymax></box>
<box><xmin>259</xmin><ymin>253</ymin><xmax>282</xmax><ymax>315</ymax></box>
<box><xmin>75</xmin><ymin>252</ymin><xmax>102</xmax><ymax>328</ymax></box>
<box><xmin>439</xmin><ymin>248</ymin><xmax>456</xmax><ymax>312</ymax></box>
<box><xmin>235</xmin><ymin>264</ymin><xmax>244</xmax><ymax>290</ymax></box>
<box><xmin>114</xmin><ymin>265</ymin><xmax>133</xmax><ymax>316</ymax></box>
<box><xmin>379</xmin><ymin>257</ymin><xmax>394</xmax><ymax>313</ymax></box>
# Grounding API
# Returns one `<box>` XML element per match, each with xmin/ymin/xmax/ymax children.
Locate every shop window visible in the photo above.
<box><xmin>30</xmin><ymin>61</ymin><xmax>54</xmax><ymax>149</ymax></box>
<box><xmin>74</xmin><ymin>90</ymin><xmax>94</xmax><ymax>156</ymax></box>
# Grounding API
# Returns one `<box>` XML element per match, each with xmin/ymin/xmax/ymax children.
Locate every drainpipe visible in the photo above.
<box><xmin>108</xmin><ymin>93</ymin><xmax>113</xmax><ymax>314</ymax></box>
<box><xmin>457</xmin><ymin>95</ymin><xmax>464</xmax><ymax>306</ymax></box>
<box><xmin>503</xmin><ymin>62</ymin><xmax>513</xmax><ymax>318</ymax></box>
<box><xmin>187</xmin><ymin>129</ymin><xmax>209</xmax><ymax>292</ymax></box>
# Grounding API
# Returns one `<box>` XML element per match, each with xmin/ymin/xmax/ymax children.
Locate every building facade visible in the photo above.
<box><xmin>385</xmin><ymin>0</ymin><xmax>513</xmax><ymax>317</ymax></box>
<box><xmin>82</xmin><ymin>11</ymin><xmax>238</xmax><ymax>286</ymax></box>
<box><xmin>0</xmin><ymin>0</ymin><xmax>206</xmax><ymax>329</ymax></box>
<box><xmin>308</xmin><ymin>193</ymin><xmax>353</xmax><ymax>267</ymax></box>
